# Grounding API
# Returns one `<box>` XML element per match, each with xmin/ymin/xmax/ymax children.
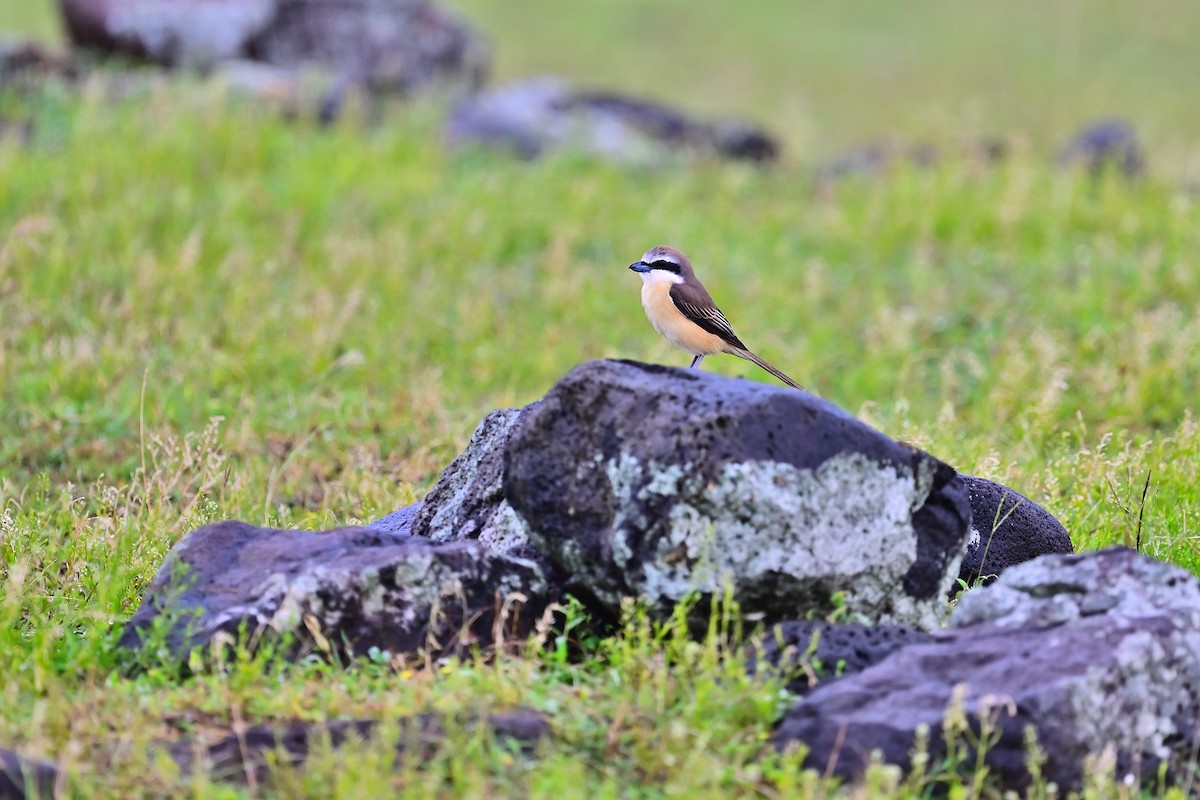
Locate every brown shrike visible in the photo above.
<box><xmin>628</xmin><ymin>245</ymin><xmax>803</xmax><ymax>390</ymax></box>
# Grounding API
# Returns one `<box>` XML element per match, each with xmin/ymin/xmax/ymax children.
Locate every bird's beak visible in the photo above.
<box><xmin>629</xmin><ymin>261</ymin><xmax>650</xmax><ymax>273</ymax></box>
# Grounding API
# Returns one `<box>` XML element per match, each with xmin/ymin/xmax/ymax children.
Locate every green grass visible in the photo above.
<box><xmin>3</xmin><ymin>2</ymin><xmax>1200</xmax><ymax>797</ymax></box>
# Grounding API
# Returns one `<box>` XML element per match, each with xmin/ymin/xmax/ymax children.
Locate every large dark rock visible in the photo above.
<box><xmin>497</xmin><ymin>359</ymin><xmax>970</xmax><ymax>629</ymax></box>
<box><xmin>444</xmin><ymin>77</ymin><xmax>779</xmax><ymax>164</ymax></box>
<box><xmin>119</xmin><ymin>521</ymin><xmax>552</xmax><ymax>661</ymax></box>
<box><xmin>956</xmin><ymin>474</ymin><xmax>1073</xmax><ymax>587</ymax></box>
<box><xmin>773</xmin><ymin>548</ymin><xmax>1200</xmax><ymax>793</ymax></box>
<box><xmin>167</xmin><ymin>709</ymin><xmax>549</xmax><ymax>785</ymax></box>
<box><xmin>0</xmin><ymin>750</ymin><xmax>59</xmax><ymax>800</ymax></box>
<box><xmin>58</xmin><ymin>0</ymin><xmax>277</xmax><ymax>65</ymax></box>
<box><xmin>747</xmin><ymin>620</ymin><xmax>940</xmax><ymax>695</ymax></box>
<box><xmin>57</xmin><ymin>0</ymin><xmax>488</xmax><ymax>97</ymax></box>
<box><xmin>1057</xmin><ymin>118</ymin><xmax>1144</xmax><ymax>178</ymax></box>
<box><xmin>247</xmin><ymin>0</ymin><xmax>488</xmax><ymax>96</ymax></box>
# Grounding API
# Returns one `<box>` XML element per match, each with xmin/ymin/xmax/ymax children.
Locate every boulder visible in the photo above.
<box><xmin>444</xmin><ymin>77</ymin><xmax>779</xmax><ymax>164</ymax></box>
<box><xmin>772</xmin><ymin>548</ymin><xmax>1200</xmax><ymax>792</ymax></box>
<box><xmin>247</xmin><ymin>0</ymin><xmax>488</xmax><ymax>96</ymax></box>
<box><xmin>499</xmin><ymin>359</ymin><xmax>970</xmax><ymax>629</ymax></box>
<box><xmin>167</xmin><ymin>709</ymin><xmax>549</xmax><ymax>785</ymax></box>
<box><xmin>956</xmin><ymin>474</ymin><xmax>1073</xmax><ymax>588</ymax></box>
<box><xmin>747</xmin><ymin>620</ymin><xmax>939</xmax><ymax>695</ymax></box>
<box><xmin>119</xmin><ymin>521</ymin><xmax>552</xmax><ymax>662</ymax></box>
<box><xmin>1057</xmin><ymin>118</ymin><xmax>1144</xmax><ymax>178</ymax></box>
<box><xmin>0</xmin><ymin>750</ymin><xmax>59</xmax><ymax>800</ymax></box>
<box><xmin>57</xmin><ymin>0</ymin><xmax>489</xmax><ymax>98</ymax></box>
<box><xmin>57</xmin><ymin>0</ymin><xmax>276</xmax><ymax>66</ymax></box>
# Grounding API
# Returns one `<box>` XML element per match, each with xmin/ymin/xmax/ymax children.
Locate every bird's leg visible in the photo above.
<box><xmin>689</xmin><ymin>355</ymin><xmax>705</xmax><ymax>369</ymax></box>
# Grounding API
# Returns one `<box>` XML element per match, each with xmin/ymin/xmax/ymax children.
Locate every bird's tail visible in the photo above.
<box><xmin>732</xmin><ymin>348</ymin><xmax>804</xmax><ymax>391</ymax></box>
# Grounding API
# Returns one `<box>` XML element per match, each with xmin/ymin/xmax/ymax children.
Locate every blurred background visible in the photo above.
<box><xmin>4</xmin><ymin>0</ymin><xmax>1200</xmax><ymax>171</ymax></box>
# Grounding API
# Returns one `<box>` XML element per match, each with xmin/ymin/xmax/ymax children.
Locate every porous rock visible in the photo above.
<box><xmin>167</xmin><ymin>709</ymin><xmax>549</xmax><ymax>785</ymax></box>
<box><xmin>773</xmin><ymin>548</ymin><xmax>1200</xmax><ymax>792</ymax></box>
<box><xmin>956</xmin><ymin>474</ymin><xmax>1073</xmax><ymax>587</ymax></box>
<box><xmin>119</xmin><ymin>520</ymin><xmax>551</xmax><ymax>661</ymax></box>
<box><xmin>747</xmin><ymin>620</ymin><xmax>939</xmax><ymax>695</ymax></box>
<box><xmin>0</xmin><ymin>750</ymin><xmax>59</xmax><ymax>800</ymax></box>
<box><xmin>502</xmin><ymin>359</ymin><xmax>971</xmax><ymax>629</ymax></box>
<box><xmin>444</xmin><ymin>77</ymin><xmax>779</xmax><ymax>164</ymax></box>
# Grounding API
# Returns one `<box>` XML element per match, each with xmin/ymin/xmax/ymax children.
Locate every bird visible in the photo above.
<box><xmin>628</xmin><ymin>245</ymin><xmax>803</xmax><ymax>389</ymax></box>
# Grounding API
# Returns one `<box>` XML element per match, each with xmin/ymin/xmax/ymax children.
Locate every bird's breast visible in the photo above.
<box><xmin>640</xmin><ymin>281</ymin><xmax>726</xmax><ymax>356</ymax></box>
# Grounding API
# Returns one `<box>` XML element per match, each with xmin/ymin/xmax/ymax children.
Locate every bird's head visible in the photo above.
<box><xmin>629</xmin><ymin>245</ymin><xmax>692</xmax><ymax>285</ymax></box>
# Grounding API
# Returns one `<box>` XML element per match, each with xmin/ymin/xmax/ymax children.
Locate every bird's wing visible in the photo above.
<box><xmin>669</xmin><ymin>283</ymin><xmax>748</xmax><ymax>351</ymax></box>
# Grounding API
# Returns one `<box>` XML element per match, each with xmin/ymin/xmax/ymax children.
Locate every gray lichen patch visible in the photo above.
<box><xmin>603</xmin><ymin>451</ymin><xmax>940</xmax><ymax>627</ymax></box>
<box><xmin>417</xmin><ymin>408</ymin><xmax>533</xmax><ymax>555</ymax></box>
<box><xmin>910</xmin><ymin>455</ymin><xmax>938</xmax><ymax>513</ymax></box>
<box><xmin>1072</xmin><ymin>623</ymin><xmax>1200</xmax><ymax>762</ymax></box>
<box><xmin>477</xmin><ymin>502</ymin><xmax>534</xmax><ymax>555</ymax></box>
<box><xmin>951</xmin><ymin>548</ymin><xmax>1200</xmax><ymax>630</ymax></box>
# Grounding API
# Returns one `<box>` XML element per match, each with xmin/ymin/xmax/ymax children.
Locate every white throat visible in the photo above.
<box><xmin>638</xmin><ymin>269</ymin><xmax>685</xmax><ymax>286</ymax></box>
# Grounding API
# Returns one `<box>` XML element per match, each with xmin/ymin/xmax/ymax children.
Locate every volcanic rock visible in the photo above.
<box><xmin>119</xmin><ymin>520</ymin><xmax>551</xmax><ymax>662</ymax></box>
<box><xmin>773</xmin><ymin>548</ymin><xmax>1200</xmax><ymax>792</ymax></box>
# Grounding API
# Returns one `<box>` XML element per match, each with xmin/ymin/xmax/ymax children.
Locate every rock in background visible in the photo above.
<box><xmin>58</xmin><ymin>0</ymin><xmax>279</xmax><ymax>66</ymax></box>
<box><xmin>48</xmin><ymin>2</ymin><xmax>781</xmax><ymax>160</ymax></box>
<box><xmin>1057</xmin><ymin>118</ymin><xmax>1144</xmax><ymax>178</ymax></box>
<box><xmin>443</xmin><ymin>77</ymin><xmax>778</xmax><ymax>163</ymax></box>
<box><xmin>56</xmin><ymin>0</ymin><xmax>488</xmax><ymax>98</ymax></box>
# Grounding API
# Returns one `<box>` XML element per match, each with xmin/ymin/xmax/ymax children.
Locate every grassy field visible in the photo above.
<box><xmin>3</xmin><ymin>1</ymin><xmax>1200</xmax><ymax>798</ymax></box>
<box><xmin>9</xmin><ymin>0</ymin><xmax>1200</xmax><ymax>168</ymax></box>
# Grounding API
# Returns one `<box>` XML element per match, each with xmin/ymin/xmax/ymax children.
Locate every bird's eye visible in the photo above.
<box><xmin>650</xmin><ymin>260</ymin><xmax>680</xmax><ymax>273</ymax></box>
